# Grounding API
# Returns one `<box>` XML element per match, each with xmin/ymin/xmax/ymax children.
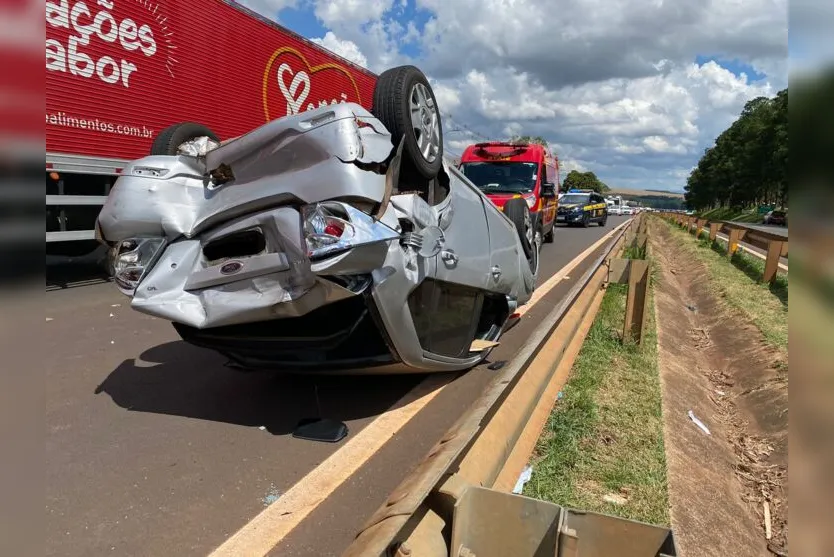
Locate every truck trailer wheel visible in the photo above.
<box><xmin>150</xmin><ymin>122</ymin><xmax>220</xmax><ymax>156</ymax></box>
<box><xmin>372</xmin><ymin>65</ymin><xmax>444</xmax><ymax>179</ymax></box>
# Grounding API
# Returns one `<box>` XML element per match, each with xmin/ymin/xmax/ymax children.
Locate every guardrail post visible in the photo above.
<box><xmin>624</xmin><ymin>259</ymin><xmax>650</xmax><ymax>344</ymax></box>
<box><xmin>607</xmin><ymin>257</ymin><xmax>650</xmax><ymax>345</ymax></box>
<box><xmin>708</xmin><ymin>222</ymin><xmax>719</xmax><ymax>241</ymax></box>
<box><xmin>763</xmin><ymin>239</ymin><xmax>785</xmax><ymax>284</ymax></box>
<box><xmin>727</xmin><ymin>227</ymin><xmax>742</xmax><ymax>257</ymax></box>
<box><xmin>695</xmin><ymin>219</ymin><xmax>706</xmax><ymax>239</ymax></box>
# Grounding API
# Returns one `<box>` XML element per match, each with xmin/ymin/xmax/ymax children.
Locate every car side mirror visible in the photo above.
<box><xmin>542</xmin><ymin>182</ymin><xmax>557</xmax><ymax>198</ymax></box>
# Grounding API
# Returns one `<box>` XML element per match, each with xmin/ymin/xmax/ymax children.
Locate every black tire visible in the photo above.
<box><xmin>543</xmin><ymin>227</ymin><xmax>554</xmax><ymax>243</ymax></box>
<box><xmin>504</xmin><ymin>199</ymin><xmax>534</xmax><ymax>262</ymax></box>
<box><xmin>599</xmin><ymin>215</ymin><xmax>607</xmax><ymax>227</ymax></box>
<box><xmin>150</xmin><ymin>122</ymin><xmax>219</xmax><ymax>156</ymax></box>
<box><xmin>371</xmin><ymin>65</ymin><xmax>443</xmax><ymax>179</ymax></box>
<box><xmin>582</xmin><ymin>213</ymin><xmax>590</xmax><ymax>228</ymax></box>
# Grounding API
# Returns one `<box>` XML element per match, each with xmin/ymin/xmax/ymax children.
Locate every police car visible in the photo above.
<box><xmin>556</xmin><ymin>189</ymin><xmax>609</xmax><ymax>227</ymax></box>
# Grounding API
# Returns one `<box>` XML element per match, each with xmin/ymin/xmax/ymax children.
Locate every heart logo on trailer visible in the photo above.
<box><xmin>262</xmin><ymin>47</ymin><xmax>363</xmax><ymax>122</ymax></box>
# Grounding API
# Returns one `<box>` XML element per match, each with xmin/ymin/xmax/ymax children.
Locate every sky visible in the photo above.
<box><xmin>236</xmin><ymin>0</ymin><xmax>797</xmax><ymax>193</ymax></box>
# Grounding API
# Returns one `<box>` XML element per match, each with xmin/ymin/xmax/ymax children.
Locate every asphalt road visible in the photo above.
<box><xmin>45</xmin><ymin>216</ymin><xmax>629</xmax><ymax>557</ymax></box>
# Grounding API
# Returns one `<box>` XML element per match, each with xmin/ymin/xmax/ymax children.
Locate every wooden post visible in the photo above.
<box><xmin>709</xmin><ymin>222</ymin><xmax>720</xmax><ymax>241</ymax></box>
<box><xmin>763</xmin><ymin>239</ymin><xmax>785</xmax><ymax>284</ymax></box>
<box><xmin>727</xmin><ymin>227</ymin><xmax>742</xmax><ymax>258</ymax></box>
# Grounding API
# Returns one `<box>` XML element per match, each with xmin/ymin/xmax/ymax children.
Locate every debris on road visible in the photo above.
<box><xmin>46</xmin><ymin>317</ymin><xmax>54</xmax><ymax>322</ymax></box>
<box><xmin>470</xmin><ymin>339</ymin><xmax>500</xmax><ymax>352</ymax></box>
<box><xmin>763</xmin><ymin>500</ymin><xmax>772</xmax><ymax>540</ymax></box>
<box><xmin>512</xmin><ymin>465</ymin><xmax>533</xmax><ymax>494</ymax></box>
<box><xmin>487</xmin><ymin>360</ymin><xmax>506</xmax><ymax>371</ymax></box>
<box><xmin>688</xmin><ymin>410</ymin><xmax>711</xmax><ymax>435</ymax></box>
<box><xmin>262</xmin><ymin>484</ymin><xmax>282</xmax><ymax>507</ymax></box>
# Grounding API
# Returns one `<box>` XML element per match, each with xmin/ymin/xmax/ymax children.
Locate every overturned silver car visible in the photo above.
<box><xmin>96</xmin><ymin>66</ymin><xmax>540</xmax><ymax>374</ymax></box>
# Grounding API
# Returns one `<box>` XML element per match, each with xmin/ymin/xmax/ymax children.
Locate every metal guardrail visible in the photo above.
<box><xmin>341</xmin><ymin>214</ymin><xmax>676</xmax><ymax>557</ymax></box>
<box><xmin>657</xmin><ymin>212</ymin><xmax>788</xmax><ymax>284</ymax></box>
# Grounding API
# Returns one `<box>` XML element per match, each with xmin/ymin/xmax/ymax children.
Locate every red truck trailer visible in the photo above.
<box><xmin>45</xmin><ymin>0</ymin><xmax>378</xmax><ymax>259</ymax></box>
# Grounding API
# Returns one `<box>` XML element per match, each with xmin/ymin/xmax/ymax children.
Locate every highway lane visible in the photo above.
<box><xmin>45</xmin><ymin>216</ymin><xmax>629</xmax><ymax>557</ymax></box>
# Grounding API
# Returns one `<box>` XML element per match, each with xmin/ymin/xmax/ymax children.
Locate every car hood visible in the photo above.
<box><xmin>96</xmin><ymin>103</ymin><xmax>396</xmax><ymax>243</ymax></box>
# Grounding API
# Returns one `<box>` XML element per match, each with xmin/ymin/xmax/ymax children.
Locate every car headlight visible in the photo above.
<box><xmin>109</xmin><ymin>237</ymin><xmax>166</xmax><ymax>296</ymax></box>
<box><xmin>571</xmin><ymin>206</ymin><xmax>582</xmax><ymax>212</ymax></box>
<box><xmin>302</xmin><ymin>201</ymin><xmax>399</xmax><ymax>261</ymax></box>
<box><xmin>523</xmin><ymin>194</ymin><xmax>536</xmax><ymax>210</ymax></box>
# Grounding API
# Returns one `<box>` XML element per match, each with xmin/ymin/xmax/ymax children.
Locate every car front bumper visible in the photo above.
<box><xmin>556</xmin><ymin>211</ymin><xmax>585</xmax><ymax>223</ymax></box>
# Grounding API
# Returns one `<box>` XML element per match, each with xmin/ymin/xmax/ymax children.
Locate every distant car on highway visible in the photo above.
<box><xmin>621</xmin><ymin>206</ymin><xmax>634</xmax><ymax>216</ymax></box>
<box><xmin>763</xmin><ymin>210</ymin><xmax>787</xmax><ymax>226</ymax></box>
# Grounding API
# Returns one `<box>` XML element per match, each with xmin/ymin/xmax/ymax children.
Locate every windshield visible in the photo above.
<box><xmin>560</xmin><ymin>194</ymin><xmax>591</xmax><ymax>205</ymax></box>
<box><xmin>460</xmin><ymin>161</ymin><xmax>539</xmax><ymax>194</ymax></box>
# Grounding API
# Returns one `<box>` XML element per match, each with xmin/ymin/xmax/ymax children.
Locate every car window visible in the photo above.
<box><xmin>560</xmin><ymin>194</ymin><xmax>591</xmax><ymax>205</ymax></box>
<box><xmin>460</xmin><ymin>161</ymin><xmax>538</xmax><ymax>194</ymax></box>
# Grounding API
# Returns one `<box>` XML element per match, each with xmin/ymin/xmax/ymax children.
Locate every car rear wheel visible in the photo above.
<box><xmin>544</xmin><ymin>226</ymin><xmax>554</xmax><ymax>243</ymax></box>
<box><xmin>599</xmin><ymin>215</ymin><xmax>607</xmax><ymax>226</ymax></box>
<box><xmin>150</xmin><ymin>122</ymin><xmax>219</xmax><ymax>156</ymax></box>
<box><xmin>372</xmin><ymin>65</ymin><xmax>444</xmax><ymax>179</ymax></box>
<box><xmin>582</xmin><ymin>213</ymin><xmax>590</xmax><ymax>228</ymax></box>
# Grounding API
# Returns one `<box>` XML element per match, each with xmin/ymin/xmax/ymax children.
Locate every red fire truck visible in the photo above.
<box><xmin>46</xmin><ymin>0</ymin><xmax>378</xmax><ymax>260</ymax></box>
<box><xmin>459</xmin><ymin>142</ymin><xmax>560</xmax><ymax>248</ymax></box>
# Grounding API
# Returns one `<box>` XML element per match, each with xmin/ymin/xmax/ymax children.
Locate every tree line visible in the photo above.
<box><xmin>509</xmin><ymin>135</ymin><xmax>610</xmax><ymax>193</ymax></box>
<box><xmin>684</xmin><ymin>89</ymin><xmax>787</xmax><ymax>210</ymax></box>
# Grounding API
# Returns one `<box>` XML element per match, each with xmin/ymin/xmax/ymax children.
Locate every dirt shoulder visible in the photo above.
<box><xmin>651</xmin><ymin>218</ymin><xmax>788</xmax><ymax>557</ymax></box>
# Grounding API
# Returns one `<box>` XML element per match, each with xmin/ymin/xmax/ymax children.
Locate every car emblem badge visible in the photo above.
<box><xmin>220</xmin><ymin>261</ymin><xmax>244</xmax><ymax>275</ymax></box>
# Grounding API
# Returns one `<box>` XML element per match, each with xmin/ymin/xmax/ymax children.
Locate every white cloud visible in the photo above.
<box><xmin>313</xmin><ymin>0</ymin><xmax>394</xmax><ymax>26</ymax></box>
<box><xmin>311</xmin><ymin>32</ymin><xmax>368</xmax><ymax>67</ymax></box>
<box><xmin>292</xmin><ymin>0</ymin><xmax>787</xmax><ymax>192</ymax></box>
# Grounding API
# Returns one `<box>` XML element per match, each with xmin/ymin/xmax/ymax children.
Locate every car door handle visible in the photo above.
<box><xmin>441</xmin><ymin>249</ymin><xmax>459</xmax><ymax>266</ymax></box>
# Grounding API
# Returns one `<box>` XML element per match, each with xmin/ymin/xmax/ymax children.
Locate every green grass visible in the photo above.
<box><xmin>664</xmin><ymin>221</ymin><xmax>788</xmax><ymax>353</ymax></box>
<box><xmin>696</xmin><ymin>207</ymin><xmax>764</xmax><ymax>223</ymax></box>
<box><xmin>523</xmin><ymin>281</ymin><xmax>669</xmax><ymax>526</ymax></box>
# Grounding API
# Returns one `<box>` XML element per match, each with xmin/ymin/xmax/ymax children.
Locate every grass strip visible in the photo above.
<box><xmin>523</xmin><ymin>279</ymin><xmax>669</xmax><ymax>526</ymax></box>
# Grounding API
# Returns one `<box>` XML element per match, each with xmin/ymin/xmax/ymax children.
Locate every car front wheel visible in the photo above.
<box><xmin>503</xmin><ymin>199</ymin><xmax>539</xmax><ymax>274</ymax></box>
